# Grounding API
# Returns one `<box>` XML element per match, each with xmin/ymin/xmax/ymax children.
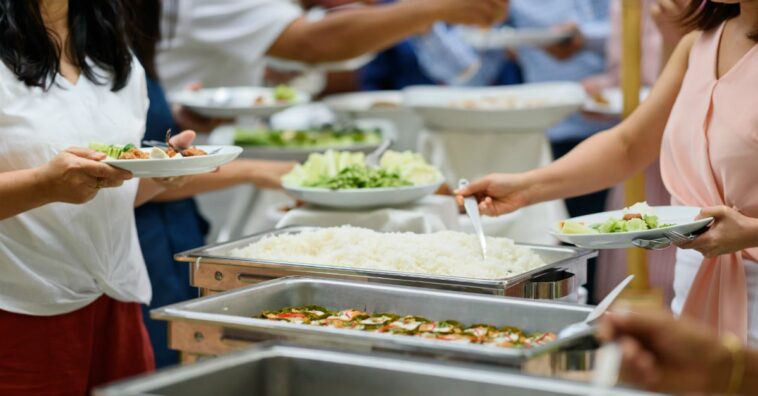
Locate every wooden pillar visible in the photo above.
<box><xmin>621</xmin><ymin>0</ymin><xmax>649</xmax><ymax>291</ymax></box>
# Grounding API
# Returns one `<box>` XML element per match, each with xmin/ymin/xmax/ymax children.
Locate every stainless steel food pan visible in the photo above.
<box><xmin>175</xmin><ymin>226</ymin><xmax>596</xmax><ymax>298</ymax></box>
<box><xmin>153</xmin><ymin>277</ymin><xmax>593</xmax><ymax>366</ymax></box>
<box><xmin>95</xmin><ymin>343</ymin><xmax>655</xmax><ymax>396</ymax></box>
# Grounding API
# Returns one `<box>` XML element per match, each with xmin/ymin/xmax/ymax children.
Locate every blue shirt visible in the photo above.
<box><xmin>510</xmin><ymin>0</ymin><xmax>615</xmax><ymax>142</ymax></box>
<box><xmin>136</xmin><ymin>78</ymin><xmax>209</xmax><ymax>368</ymax></box>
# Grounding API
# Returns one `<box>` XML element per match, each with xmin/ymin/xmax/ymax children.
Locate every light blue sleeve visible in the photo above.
<box><xmin>578</xmin><ymin>0</ymin><xmax>610</xmax><ymax>54</ymax></box>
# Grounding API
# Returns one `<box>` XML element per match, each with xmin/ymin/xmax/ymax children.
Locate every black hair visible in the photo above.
<box><xmin>0</xmin><ymin>0</ymin><xmax>133</xmax><ymax>91</ymax></box>
<box><xmin>683</xmin><ymin>0</ymin><xmax>758</xmax><ymax>41</ymax></box>
<box><xmin>125</xmin><ymin>0</ymin><xmax>162</xmax><ymax>81</ymax></box>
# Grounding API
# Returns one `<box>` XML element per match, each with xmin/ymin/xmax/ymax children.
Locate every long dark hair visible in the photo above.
<box><xmin>0</xmin><ymin>0</ymin><xmax>133</xmax><ymax>90</ymax></box>
<box><xmin>683</xmin><ymin>0</ymin><xmax>758</xmax><ymax>41</ymax></box>
<box><xmin>125</xmin><ymin>0</ymin><xmax>162</xmax><ymax>81</ymax></box>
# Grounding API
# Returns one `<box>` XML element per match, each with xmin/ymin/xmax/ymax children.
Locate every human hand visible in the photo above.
<box><xmin>152</xmin><ymin>129</ymin><xmax>201</xmax><ymax>190</ymax></box>
<box><xmin>676</xmin><ymin>206</ymin><xmax>758</xmax><ymax>258</ymax></box>
<box><xmin>38</xmin><ymin>147</ymin><xmax>133</xmax><ymax>204</ymax></box>
<box><xmin>246</xmin><ymin>159</ymin><xmax>296</xmax><ymax>189</ymax></box>
<box><xmin>543</xmin><ymin>23</ymin><xmax>585</xmax><ymax>60</ymax></box>
<box><xmin>421</xmin><ymin>0</ymin><xmax>509</xmax><ymax>28</ymax></box>
<box><xmin>454</xmin><ymin>173</ymin><xmax>532</xmax><ymax>216</ymax></box>
<box><xmin>173</xmin><ymin>82</ymin><xmax>233</xmax><ymax>133</ymax></box>
<box><xmin>598</xmin><ymin>310</ymin><xmax>733</xmax><ymax>394</ymax></box>
<box><xmin>651</xmin><ymin>0</ymin><xmax>689</xmax><ymax>48</ymax></box>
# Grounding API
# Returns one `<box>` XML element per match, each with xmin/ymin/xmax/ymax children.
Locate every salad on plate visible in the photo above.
<box><xmin>283</xmin><ymin>150</ymin><xmax>442</xmax><ymax>190</ymax></box>
<box><xmin>559</xmin><ymin>202</ymin><xmax>673</xmax><ymax>234</ymax></box>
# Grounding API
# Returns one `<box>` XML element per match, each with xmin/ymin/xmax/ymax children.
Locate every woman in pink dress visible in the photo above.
<box><xmin>459</xmin><ymin>0</ymin><xmax>758</xmax><ymax>343</ymax></box>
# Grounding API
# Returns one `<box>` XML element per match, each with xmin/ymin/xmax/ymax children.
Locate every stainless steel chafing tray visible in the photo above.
<box><xmin>153</xmin><ymin>277</ymin><xmax>594</xmax><ymax>367</ymax></box>
<box><xmin>95</xmin><ymin>343</ymin><xmax>656</xmax><ymax>396</ymax></box>
<box><xmin>175</xmin><ymin>226</ymin><xmax>597</xmax><ymax>299</ymax></box>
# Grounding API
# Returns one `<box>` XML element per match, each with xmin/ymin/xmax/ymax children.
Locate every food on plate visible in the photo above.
<box><xmin>282</xmin><ymin>150</ymin><xmax>442</xmax><ymax>189</ymax></box>
<box><xmin>591</xmin><ymin>92</ymin><xmax>610</xmax><ymax>106</ymax></box>
<box><xmin>251</xmin><ymin>85</ymin><xmax>298</xmax><ymax>106</ymax></box>
<box><xmin>273</xmin><ymin>84</ymin><xmax>297</xmax><ymax>102</ymax></box>
<box><xmin>259</xmin><ymin>305</ymin><xmax>555</xmax><ymax>348</ymax></box>
<box><xmin>89</xmin><ymin>143</ymin><xmax>207</xmax><ymax>160</ymax></box>
<box><xmin>233</xmin><ymin>126</ymin><xmax>382</xmax><ymax>149</ymax></box>
<box><xmin>559</xmin><ymin>202</ymin><xmax>674</xmax><ymax>234</ymax></box>
<box><xmin>450</xmin><ymin>96</ymin><xmax>548</xmax><ymax>110</ymax></box>
<box><xmin>370</xmin><ymin>100</ymin><xmax>400</xmax><ymax>109</ymax></box>
<box><xmin>228</xmin><ymin>226</ymin><xmax>546</xmax><ymax>279</ymax></box>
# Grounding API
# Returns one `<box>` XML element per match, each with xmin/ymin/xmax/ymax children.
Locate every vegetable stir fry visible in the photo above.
<box><xmin>260</xmin><ymin>305</ymin><xmax>556</xmax><ymax>348</ymax></box>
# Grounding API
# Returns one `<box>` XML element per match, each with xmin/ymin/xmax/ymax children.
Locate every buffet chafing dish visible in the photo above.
<box><xmin>95</xmin><ymin>343</ymin><xmax>655</xmax><ymax>396</ymax></box>
<box><xmin>175</xmin><ymin>226</ymin><xmax>596</xmax><ymax>299</ymax></box>
<box><xmin>154</xmin><ymin>277</ymin><xmax>595</xmax><ymax>370</ymax></box>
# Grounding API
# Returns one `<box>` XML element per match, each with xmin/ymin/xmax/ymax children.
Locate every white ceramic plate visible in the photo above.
<box><xmin>551</xmin><ymin>206</ymin><xmax>713</xmax><ymax>249</ymax></box>
<box><xmin>404</xmin><ymin>82</ymin><xmax>586</xmax><ymax>132</ymax></box>
<box><xmin>284</xmin><ymin>181</ymin><xmax>443</xmax><ymax>209</ymax></box>
<box><xmin>323</xmin><ymin>91</ymin><xmax>406</xmax><ymax>118</ymax></box>
<box><xmin>103</xmin><ymin>145</ymin><xmax>242</xmax><ymax>178</ymax></box>
<box><xmin>462</xmin><ymin>27</ymin><xmax>572</xmax><ymax>50</ymax></box>
<box><xmin>172</xmin><ymin>87</ymin><xmax>310</xmax><ymax>118</ymax></box>
<box><xmin>583</xmin><ymin>87</ymin><xmax>651</xmax><ymax>116</ymax></box>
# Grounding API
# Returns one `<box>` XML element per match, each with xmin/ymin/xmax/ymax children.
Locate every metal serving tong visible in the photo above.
<box><xmin>458</xmin><ymin>179</ymin><xmax>487</xmax><ymax>260</ymax></box>
<box><xmin>632</xmin><ymin>226</ymin><xmax>711</xmax><ymax>250</ymax></box>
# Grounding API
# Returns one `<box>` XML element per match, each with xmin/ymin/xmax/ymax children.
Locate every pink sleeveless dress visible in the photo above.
<box><xmin>660</xmin><ymin>22</ymin><xmax>758</xmax><ymax>342</ymax></box>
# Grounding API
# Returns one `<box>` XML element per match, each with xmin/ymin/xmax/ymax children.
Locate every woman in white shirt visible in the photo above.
<box><xmin>0</xmin><ymin>1</ymin><xmax>193</xmax><ymax>393</ymax></box>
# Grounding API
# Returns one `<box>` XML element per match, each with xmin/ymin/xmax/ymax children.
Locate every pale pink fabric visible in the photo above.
<box><xmin>660</xmin><ymin>23</ymin><xmax>758</xmax><ymax>341</ymax></box>
<box><xmin>584</xmin><ymin>0</ymin><xmax>662</xmax><ymax>91</ymax></box>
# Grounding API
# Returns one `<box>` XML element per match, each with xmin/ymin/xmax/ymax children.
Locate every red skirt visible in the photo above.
<box><xmin>0</xmin><ymin>295</ymin><xmax>155</xmax><ymax>396</ymax></box>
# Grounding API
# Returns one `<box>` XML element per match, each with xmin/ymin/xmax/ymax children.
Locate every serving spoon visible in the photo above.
<box><xmin>558</xmin><ymin>274</ymin><xmax>634</xmax><ymax>339</ymax></box>
<box><xmin>458</xmin><ymin>179</ymin><xmax>487</xmax><ymax>260</ymax></box>
<box><xmin>365</xmin><ymin>139</ymin><xmax>393</xmax><ymax>168</ymax></box>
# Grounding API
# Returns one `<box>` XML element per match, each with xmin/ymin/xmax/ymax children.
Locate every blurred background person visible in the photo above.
<box><xmin>127</xmin><ymin>0</ymin><xmax>295</xmax><ymax>368</ymax></box>
<box><xmin>157</xmin><ymin>0</ymin><xmax>509</xmax><ymax>93</ymax></box>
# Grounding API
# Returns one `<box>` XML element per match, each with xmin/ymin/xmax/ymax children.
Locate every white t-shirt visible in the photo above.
<box><xmin>157</xmin><ymin>0</ymin><xmax>303</xmax><ymax>93</ymax></box>
<box><xmin>0</xmin><ymin>59</ymin><xmax>152</xmax><ymax>316</ymax></box>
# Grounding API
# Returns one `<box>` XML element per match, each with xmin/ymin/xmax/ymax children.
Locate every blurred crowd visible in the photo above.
<box><xmin>1</xmin><ymin>0</ymin><xmax>757</xmax><ymax>395</ymax></box>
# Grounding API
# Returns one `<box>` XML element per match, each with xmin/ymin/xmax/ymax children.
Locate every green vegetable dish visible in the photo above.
<box><xmin>282</xmin><ymin>150</ymin><xmax>442</xmax><ymax>190</ymax></box>
<box><xmin>233</xmin><ymin>126</ymin><xmax>382</xmax><ymax>149</ymax></box>
<box><xmin>560</xmin><ymin>202</ymin><xmax>674</xmax><ymax>234</ymax></box>
<box><xmin>260</xmin><ymin>305</ymin><xmax>556</xmax><ymax>349</ymax></box>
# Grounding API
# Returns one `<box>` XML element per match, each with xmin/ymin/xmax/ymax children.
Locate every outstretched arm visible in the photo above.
<box><xmin>457</xmin><ymin>32</ymin><xmax>698</xmax><ymax>216</ymax></box>
<box><xmin>267</xmin><ymin>0</ymin><xmax>508</xmax><ymax>63</ymax></box>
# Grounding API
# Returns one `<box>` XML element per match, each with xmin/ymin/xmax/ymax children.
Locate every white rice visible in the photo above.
<box><xmin>229</xmin><ymin>226</ymin><xmax>545</xmax><ymax>279</ymax></box>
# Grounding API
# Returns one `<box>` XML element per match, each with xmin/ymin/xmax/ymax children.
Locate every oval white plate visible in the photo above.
<box><xmin>209</xmin><ymin>125</ymin><xmax>383</xmax><ymax>162</ymax></box>
<box><xmin>284</xmin><ymin>181</ymin><xmax>443</xmax><ymax>209</ymax></box>
<box><xmin>171</xmin><ymin>87</ymin><xmax>310</xmax><ymax>118</ymax></box>
<box><xmin>103</xmin><ymin>145</ymin><xmax>242</xmax><ymax>178</ymax></box>
<box><xmin>462</xmin><ymin>27</ymin><xmax>572</xmax><ymax>50</ymax></box>
<box><xmin>323</xmin><ymin>90</ymin><xmax>406</xmax><ymax>118</ymax></box>
<box><xmin>551</xmin><ymin>206</ymin><xmax>713</xmax><ymax>249</ymax></box>
<box><xmin>404</xmin><ymin>82</ymin><xmax>586</xmax><ymax>132</ymax></box>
